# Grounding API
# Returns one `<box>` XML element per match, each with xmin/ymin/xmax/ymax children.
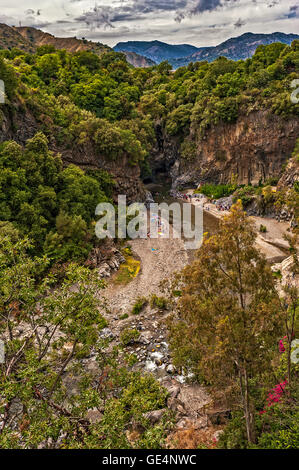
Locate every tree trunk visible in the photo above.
<box><xmin>244</xmin><ymin>368</ymin><xmax>256</xmax><ymax>444</ymax></box>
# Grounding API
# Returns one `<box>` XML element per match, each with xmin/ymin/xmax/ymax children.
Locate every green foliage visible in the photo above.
<box><xmin>169</xmin><ymin>203</ymin><xmax>284</xmax><ymax>444</ymax></box>
<box><xmin>132</xmin><ymin>297</ymin><xmax>148</xmax><ymax>315</ymax></box>
<box><xmin>94</xmin><ymin>119</ymin><xmax>146</xmax><ymax>165</ymax></box>
<box><xmin>180</xmin><ymin>139</ymin><xmax>197</xmax><ymax>161</ymax></box>
<box><xmin>150</xmin><ymin>294</ymin><xmax>168</xmax><ymax>310</ymax></box>
<box><xmin>197</xmin><ymin>183</ymin><xmax>236</xmax><ymax>199</ymax></box>
<box><xmin>166</xmin><ymin>104</ymin><xmax>193</xmax><ymax>136</ymax></box>
<box><xmin>260</xmin><ymin>224</ymin><xmax>267</xmax><ymax>233</ymax></box>
<box><xmin>0</xmin><ymin>133</ymin><xmax>109</xmax><ymax>261</ymax></box>
<box><xmin>219</xmin><ymin>382</ymin><xmax>299</xmax><ymax>449</ymax></box>
<box><xmin>0</xmin><ymin>42</ymin><xmax>298</xmax><ymax>449</ymax></box>
<box><xmin>0</xmin><ymin>56</ymin><xmax>18</xmax><ymax>100</ymax></box>
<box><xmin>120</xmin><ymin>328</ymin><xmax>140</xmax><ymax>346</ymax></box>
<box><xmin>233</xmin><ymin>185</ymin><xmax>256</xmax><ymax>206</ymax></box>
<box><xmin>0</xmin><ymin>229</ymin><xmax>173</xmax><ymax>449</ymax></box>
<box><xmin>120</xmin><ymin>374</ymin><xmax>168</xmax><ymax>415</ymax></box>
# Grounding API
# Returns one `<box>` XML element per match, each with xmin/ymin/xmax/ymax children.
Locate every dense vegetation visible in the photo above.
<box><xmin>168</xmin><ymin>202</ymin><xmax>298</xmax><ymax>448</ymax></box>
<box><xmin>0</xmin><ymin>40</ymin><xmax>298</xmax><ymax>449</ymax></box>
<box><xmin>0</xmin><ymin>224</ymin><xmax>173</xmax><ymax>448</ymax></box>
<box><xmin>0</xmin><ymin>40</ymin><xmax>297</xmax><ymax>263</ymax></box>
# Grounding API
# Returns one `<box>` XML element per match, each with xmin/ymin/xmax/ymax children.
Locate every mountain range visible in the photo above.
<box><xmin>0</xmin><ymin>24</ymin><xmax>298</xmax><ymax>70</ymax></box>
<box><xmin>114</xmin><ymin>32</ymin><xmax>299</xmax><ymax>68</ymax></box>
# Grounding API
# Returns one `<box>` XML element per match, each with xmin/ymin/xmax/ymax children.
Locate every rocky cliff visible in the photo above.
<box><xmin>150</xmin><ymin>111</ymin><xmax>299</xmax><ymax>189</ymax></box>
<box><xmin>0</xmin><ymin>100</ymin><xmax>145</xmax><ymax>203</ymax></box>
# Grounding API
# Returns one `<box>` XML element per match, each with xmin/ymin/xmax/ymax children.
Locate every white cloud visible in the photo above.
<box><xmin>0</xmin><ymin>0</ymin><xmax>297</xmax><ymax>46</ymax></box>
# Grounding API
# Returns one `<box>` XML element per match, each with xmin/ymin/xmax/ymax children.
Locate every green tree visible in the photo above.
<box><xmin>169</xmin><ymin>202</ymin><xmax>283</xmax><ymax>444</ymax></box>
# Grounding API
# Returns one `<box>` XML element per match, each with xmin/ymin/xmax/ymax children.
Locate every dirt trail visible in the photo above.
<box><xmin>103</xmin><ymin>197</ymin><xmax>292</xmax><ymax>318</ymax></box>
<box><xmin>103</xmin><ymin>229</ymin><xmax>188</xmax><ymax>318</ymax></box>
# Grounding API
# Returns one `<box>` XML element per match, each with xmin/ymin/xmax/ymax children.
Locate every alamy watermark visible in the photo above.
<box><xmin>0</xmin><ymin>80</ymin><xmax>5</xmax><ymax>104</ymax></box>
<box><xmin>291</xmin><ymin>79</ymin><xmax>299</xmax><ymax>104</ymax></box>
<box><xmin>95</xmin><ymin>195</ymin><xmax>203</xmax><ymax>250</ymax></box>
<box><xmin>0</xmin><ymin>340</ymin><xmax>4</xmax><ymax>364</ymax></box>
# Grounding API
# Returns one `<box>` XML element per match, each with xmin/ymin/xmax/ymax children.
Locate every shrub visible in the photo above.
<box><xmin>233</xmin><ymin>186</ymin><xmax>256</xmax><ymax>207</ymax></box>
<box><xmin>150</xmin><ymin>295</ymin><xmax>168</xmax><ymax>310</ymax></box>
<box><xmin>260</xmin><ymin>224</ymin><xmax>267</xmax><ymax>233</ymax></box>
<box><xmin>132</xmin><ymin>297</ymin><xmax>148</xmax><ymax>315</ymax></box>
<box><xmin>197</xmin><ymin>183</ymin><xmax>236</xmax><ymax>199</ymax></box>
<box><xmin>120</xmin><ymin>328</ymin><xmax>140</xmax><ymax>346</ymax></box>
<box><xmin>120</xmin><ymin>374</ymin><xmax>168</xmax><ymax>415</ymax></box>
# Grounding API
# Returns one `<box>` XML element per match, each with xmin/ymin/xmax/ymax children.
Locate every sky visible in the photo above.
<box><xmin>0</xmin><ymin>0</ymin><xmax>298</xmax><ymax>48</ymax></box>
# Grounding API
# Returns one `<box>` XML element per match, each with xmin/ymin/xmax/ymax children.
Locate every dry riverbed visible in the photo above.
<box><xmin>97</xmin><ymin>196</ymin><xmax>296</xmax><ymax>444</ymax></box>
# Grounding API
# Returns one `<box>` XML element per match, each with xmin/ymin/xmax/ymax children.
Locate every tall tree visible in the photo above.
<box><xmin>169</xmin><ymin>202</ymin><xmax>283</xmax><ymax>443</ymax></box>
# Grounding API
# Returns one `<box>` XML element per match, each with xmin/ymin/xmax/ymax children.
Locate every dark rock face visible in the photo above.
<box><xmin>277</xmin><ymin>157</ymin><xmax>299</xmax><ymax>190</ymax></box>
<box><xmin>149</xmin><ymin>111</ymin><xmax>299</xmax><ymax>189</ymax></box>
<box><xmin>0</xmin><ymin>102</ymin><xmax>146</xmax><ymax>203</ymax></box>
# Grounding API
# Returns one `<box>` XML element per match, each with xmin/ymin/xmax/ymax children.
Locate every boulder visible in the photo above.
<box><xmin>143</xmin><ymin>408</ymin><xmax>167</xmax><ymax>424</ymax></box>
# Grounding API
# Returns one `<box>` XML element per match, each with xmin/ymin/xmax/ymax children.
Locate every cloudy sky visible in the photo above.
<box><xmin>0</xmin><ymin>0</ymin><xmax>298</xmax><ymax>47</ymax></box>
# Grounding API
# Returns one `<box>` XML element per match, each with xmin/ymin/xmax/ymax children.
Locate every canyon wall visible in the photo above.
<box><xmin>0</xmin><ymin>101</ymin><xmax>145</xmax><ymax>203</ymax></box>
<box><xmin>150</xmin><ymin>111</ymin><xmax>299</xmax><ymax>189</ymax></box>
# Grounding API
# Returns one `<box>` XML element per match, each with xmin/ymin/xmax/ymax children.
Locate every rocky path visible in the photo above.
<box><xmin>102</xmin><ymin>227</ymin><xmax>188</xmax><ymax>318</ymax></box>
<box><xmin>96</xmin><ymin>200</ymin><xmax>296</xmax><ymax>442</ymax></box>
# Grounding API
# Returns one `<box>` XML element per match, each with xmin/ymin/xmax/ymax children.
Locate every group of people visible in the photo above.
<box><xmin>147</xmin><ymin>214</ymin><xmax>164</xmax><ymax>238</ymax></box>
<box><xmin>215</xmin><ymin>202</ymin><xmax>231</xmax><ymax>212</ymax></box>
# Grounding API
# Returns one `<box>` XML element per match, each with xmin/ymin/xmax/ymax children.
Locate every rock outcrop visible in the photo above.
<box><xmin>277</xmin><ymin>157</ymin><xmax>299</xmax><ymax>190</ymax></box>
<box><xmin>0</xmin><ymin>100</ymin><xmax>145</xmax><ymax>203</ymax></box>
<box><xmin>150</xmin><ymin>111</ymin><xmax>299</xmax><ymax>189</ymax></box>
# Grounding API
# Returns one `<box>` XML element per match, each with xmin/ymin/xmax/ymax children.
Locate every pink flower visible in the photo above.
<box><xmin>279</xmin><ymin>339</ymin><xmax>286</xmax><ymax>353</ymax></box>
<box><xmin>261</xmin><ymin>379</ymin><xmax>288</xmax><ymax>414</ymax></box>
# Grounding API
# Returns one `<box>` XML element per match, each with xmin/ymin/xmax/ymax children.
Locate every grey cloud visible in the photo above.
<box><xmin>288</xmin><ymin>5</ymin><xmax>298</xmax><ymax>18</ymax></box>
<box><xmin>76</xmin><ymin>0</ymin><xmax>226</xmax><ymax>30</ymax></box>
<box><xmin>234</xmin><ymin>17</ymin><xmax>246</xmax><ymax>28</ymax></box>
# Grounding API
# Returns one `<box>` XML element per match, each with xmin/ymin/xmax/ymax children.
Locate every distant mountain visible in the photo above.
<box><xmin>172</xmin><ymin>32</ymin><xmax>299</xmax><ymax>68</ymax></box>
<box><xmin>1</xmin><ymin>25</ymin><xmax>298</xmax><ymax>70</ymax></box>
<box><xmin>114</xmin><ymin>40</ymin><xmax>198</xmax><ymax>63</ymax></box>
<box><xmin>115</xmin><ymin>32</ymin><xmax>299</xmax><ymax>68</ymax></box>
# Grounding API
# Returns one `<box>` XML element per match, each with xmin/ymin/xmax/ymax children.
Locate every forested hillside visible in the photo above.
<box><xmin>0</xmin><ymin>36</ymin><xmax>298</xmax><ymax>450</ymax></box>
<box><xmin>115</xmin><ymin>32</ymin><xmax>299</xmax><ymax>67</ymax></box>
<box><xmin>0</xmin><ymin>39</ymin><xmax>298</xmax><ymax>262</ymax></box>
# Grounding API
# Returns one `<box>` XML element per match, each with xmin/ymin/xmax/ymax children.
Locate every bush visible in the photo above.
<box><xmin>120</xmin><ymin>328</ymin><xmax>140</xmax><ymax>346</ymax></box>
<box><xmin>120</xmin><ymin>374</ymin><xmax>168</xmax><ymax>415</ymax></box>
<box><xmin>0</xmin><ymin>57</ymin><xmax>18</xmax><ymax>100</ymax></box>
<box><xmin>197</xmin><ymin>183</ymin><xmax>236</xmax><ymax>199</ymax></box>
<box><xmin>132</xmin><ymin>297</ymin><xmax>148</xmax><ymax>315</ymax></box>
<box><xmin>260</xmin><ymin>224</ymin><xmax>267</xmax><ymax>233</ymax></box>
<box><xmin>233</xmin><ymin>186</ymin><xmax>256</xmax><ymax>207</ymax></box>
<box><xmin>150</xmin><ymin>295</ymin><xmax>168</xmax><ymax>310</ymax></box>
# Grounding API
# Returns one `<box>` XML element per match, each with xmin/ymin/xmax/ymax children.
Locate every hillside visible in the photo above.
<box><xmin>16</xmin><ymin>26</ymin><xmax>109</xmax><ymax>55</ymax></box>
<box><xmin>114</xmin><ymin>40</ymin><xmax>198</xmax><ymax>63</ymax></box>
<box><xmin>0</xmin><ymin>23</ymin><xmax>36</xmax><ymax>53</ymax></box>
<box><xmin>0</xmin><ymin>25</ymin><xmax>298</xmax><ymax>451</ymax></box>
<box><xmin>115</xmin><ymin>32</ymin><xmax>299</xmax><ymax>67</ymax></box>
<box><xmin>121</xmin><ymin>51</ymin><xmax>156</xmax><ymax>67</ymax></box>
<box><xmin>0</xmin><ymin>23</ymin><xmax>109</xmax><ymax>55</ymax></box>
<box><xmin>0</xmin><ymin>24</ymin><xmax>154</xmax><ymax>68</ymax></box>
<box><xmin>173</xmin><ymin>32</ymin><xmax>299</xmax><ymax>67</ymax></box>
